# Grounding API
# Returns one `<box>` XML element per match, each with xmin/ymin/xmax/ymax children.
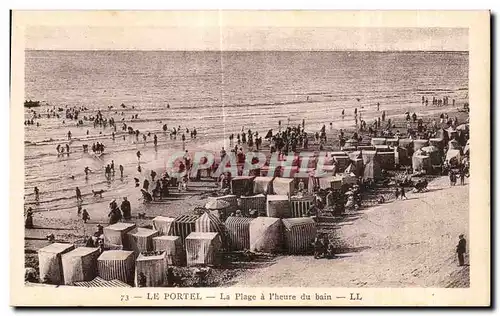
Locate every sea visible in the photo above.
<box><xmin>24</xmin><ymin>50</ymin><xmax>468</xmax><ymax>214</ymax></box>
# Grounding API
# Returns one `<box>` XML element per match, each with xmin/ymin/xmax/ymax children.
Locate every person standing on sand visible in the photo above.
<box><xmin>34</xmin><ymin>187</ymin><xmax>39</xmax><ymax>201</ymax></box>
<box><xmin>456</xmin><ymin>234</ymin><xmax>467</xmax><ymax>266</ymax></box>
<box><xmin>82</xmin><ymin>209</ymin><xmax>90</xmax><ymax>223</ymax></box>
<box><xmin>119</xmin><ymin>165</ymin><xmax>124</xmax><ymax>178</ymax></box>
<box><xmin>136</xmin><ymin>150</ymin><xmax>142</xmax><ymax>161</ymax></box>
<box><xmin>400</xmin><ymin>186</ymin><xmax>407</xmax><ymax>200</ymax></box>
<box><xmin>395</xmin><ymin>187</ymin><xmax>400</xmax><ymax>200</ymax></box>
<box><xmin>377</xmin><ymin>102</ymin><xmax>380</xmax><ymax>111</ymax></box>
<box><xmin>67</xmin><ymin>131</ymin><xmax>72</xmax><ymax>140</ymax></box>
<box><xmin>75</xmin><ymin>187</ymin><xmax>82</xmax><ymax>201</ymax></box>
<box><xmin>121</xmin><ymin>197</ymin><xmax>131</xmax><ymax>220</ymax></box>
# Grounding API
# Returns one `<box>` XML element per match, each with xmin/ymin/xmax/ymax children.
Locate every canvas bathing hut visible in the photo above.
<box><xmin>97</xmin><ymin>250</ymin><xmax>135</xmax><ymax>285</ymax></box>
<box><xmin>412</xmin><ymin>154</ymin><xmax>432</xmax><ymax>173</ymax></box>
<box><xmin>185</xmin><ymin>232</ymin><xmax>222</xmax><ymax>267</ymax></box>
<box><xmin>386</xmin><ymin>138</ymin><xmax>399</xmax><ymax>147</ymax></box>
<box><xmin>318</xmin><ymin>175</ymin><xmax>342</xmax><ymax>190</ymax></box>
<box><xmin>103</xmin><ymin>222</ymin><xmax>137</xmax><ymax>248</ymax></box>
<box><xmin>61</xmin><ymin>246</ymin><xmax>100</xmax><ymax>285</ymax></box>
<box><xmin>153</xmin><ymin>235</ymin><xmax>184</xmax><ymax>266</ymax></box>
<box><xmin>266</xmin><ymin>195</ymin><xmax>291</xmax><ymax>218</ymax></box>
<box><xmin>253</xmin><ymin>176</ymin><xmax>274</xmax><ymax>195</ymax></box>
<box><xmin>332</xmin><ymin>155</ymin><xmax>351</xmax><ymax>172</ymax></box>
<box><xmin>169</xmin><ymin>214</ymin><xmax>200</xmax><ymax>248</ymax></box>
<box><xmin>152</xmin><ymin>216</ymin><xmax>175</xmax><ymax>235</ymax></box>
<box><xmin>239</xmin><ymin>194</ymin><xmax>267</xmax><ymax>215</ymax></box>
<box><xmin>73</xmin><ymin>276</ymin><xmax>131</xmax><ymax>288</ymax></box>
<box><xmin>344</xmin><ymin>162</ymin><xmax>362</xmax><ymax>178</ymax></box>
<box><xmin>362</xmin><ymin>151</ymin><xmax>382</xmax><ymax>181</ymax></box>
<box><xmin>128</xmin><ymin>228</ymin><xmax>159</xmax><ymax>256</ymax></box>
<box><xmin>38</xmin><ymin>243</ymin><xmax>75</xmax><ymax>285</ymax></box>
<box><xmin>289</xmin><ymin>196</ymin><xmax>314</xmax><ymax>218</ymax></box>
<box><xmin>225</xmin><ymin>216</ymin><xmax>254</xmax><ymax>251</ymax></box>
<box><xmin>413</xmin><ymin>139</ymin><xmax>429</xmax><ymax>152</ymax></box>
<box><xmin>273</xmin><ymin>177</ymin><xmax>294</xmax><ymax>195</ymax></box>
<box><xmin>282</xmin><ymin>217</ymin><xmax>317</xmax><ymax>254</ymax></box>
<box><xmin>249</xmin><ymin>217</ymin><xmax>283</xmax><ymax>253</ymax></box>
<box><xmin>421</xmin><ymin>145</ymin><xmax>442</xmax><ymax>166</ymax></box>
<box><xmin>377</xmin><ymin>151</ymin><xmax>396</xmax><ymax>170</ymax></box>
<box><xmin>231</xmin><ymin>176</ymin><xmax>255</xmax><ymax>196</ymax></box>
<box><xmin>371</xmin><ymin>138</ymin><xmax>387</xmax><ymax>146</ymax></box>
<box><xmin>135</xmin><ymin>251</ymin><xmax>168</xmax><ymax>287</ymax></box>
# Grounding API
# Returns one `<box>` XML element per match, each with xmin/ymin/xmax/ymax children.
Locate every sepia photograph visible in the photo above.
<box><xmin>10</xmin><ymin>10</ymin><xmax>490</xmax><ymax>306</ymax></box>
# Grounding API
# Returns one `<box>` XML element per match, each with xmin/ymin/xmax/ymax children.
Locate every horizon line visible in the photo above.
<box><xmin>25</xmin><ymin>49</ymin><xmax>469</xmax><ymax>53</ymax></box>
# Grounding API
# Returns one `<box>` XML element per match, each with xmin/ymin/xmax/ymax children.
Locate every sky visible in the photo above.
<box><xmin>25</xmin><ymin>26</ymin><xmax>469</xmax><ymax>51</ymax></box>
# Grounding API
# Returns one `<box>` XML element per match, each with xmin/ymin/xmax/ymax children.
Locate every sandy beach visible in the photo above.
<box><xmin>228</xmin><ymin>175</ymin><xmax>469</xmax><ymax>288</ymax></box>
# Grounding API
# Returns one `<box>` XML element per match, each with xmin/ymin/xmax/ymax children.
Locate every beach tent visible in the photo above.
<box><xmin>266</xmin><ymin>195</ymin><xmax>291</xmax><ymax>218</ymax></box>
<box><xmin>363</xmin><ymin>160</ymin><xmax>382</xmax><ymax>180</ymax></box>
<box><xmin>231</xmin><ymin>176</ymin><xmax>255</xmax><ymax>196</ymax></box>
<box><xmin>342</xmin><ymin>146</ymin><xmax>357</xmax><ymax>152</ymax></box>
<box><xmin>318</xmin><ymin>175</ymin><xmax>342</xmax><ymax>190</ymax></box>
<box><xmin>398</xmin><ymin>139</ymin><xmax>414</xmax><ymax>149</ymax></box>
<box><xmin>134</xmin><ymin>251</ymin><xmax>168</xmax><ymax>287</ymax></box>
<box><xmin>413</xmin><ymin>139</ymin><xmax>429</xmax><ymax>152</ymax></box>
<box><xmin>153</xmin><ymin>235</ymin><xmax>184</xmax><ymax>266</ymax></box>
<box><xmin>345</xmin><ymin>138</ymin><xmax>358</xmax><ymax>146</ymax></box>
<box><xmin>358</xmin><ymin>145</ymin><xmax>376</xmax><ymax>151</ymax></box>
<box><xmin>421</xmin><ymin>145</ymin><xmax>442</xmax><ymax>166</ymax></box>
<box><xmin>282</xmin><ymin>217</ymin><xmax>317</xmax><ymax>254</ymax></box>
<box><xmin>97</xmin><ymin>250</ymin><xmax>135</xmax><ymax>285</ymax></box>
<box><xmin>253</xmin><ymin>176</ymin><xmax>274</xmax><ymax>195</ymax></box>
<box><xmin>394</xmin><ymin>146</ymin><xmax>411</xmax><ymax>166</ymax></box>
<box><xmin>344</xmin><ymin>162</ymin><xmax>362</xmax><ymax>177</ymax></box>
<box><xmin>445</xmin><ymin>149</ymin><xmax>462</xmax><ymax>166</ymax></box>
<box><xmin>272</xmin><ymin>177</ymin><xmax>294</xmax><ymax>195</ymax></box>
<box><xmin>38</xmin><ymin>243</ymin><xmax>75</xmax><ymax>285</ymax></box>
<box><xmin>207</xmin><ymin>194</ymin><xmax>238</xmax><ymax>215</ymax></box>
<box><xmin>169</xmin><ymin>214</ymin><xmax>200</xmax><ymax>248</ymax></box>
<box><xmin>240</xmin><ymin>194</ymin><xmax>267</xmax><ymax>214</ymax></box>
<box><xmin>289</xmin><ymin>196</ymin><xmax>314</xmax><ymax>218</ymax></box>
<box><xmin>412</xmin><ymin>154</ymin><xmax>432</xmax><ymax>173</ymax></box>
<box><xmin>128</xmin><ymin>228</ymin><xmax>159</xmax><ymax>256</ymax></box>
<box><xmin>185</xmin><ymin>232</ymin><xmax>222</xmax><ymax>267</ymax></box>
<box><xmin>61</xmin><ymin>247</ymin><xmax>100</xmax><ymax>285</ymax></box>
<box><xmin>377</xmin><ymin>151</ymin><xmax>396</xmax><ymax>170</ymax></box>
<box><xmin>73</xmin><ymin>277</ymin><xmax>131</xmax><ymax>288</ymax></box>
<box><xmin>225</xmin><ymin>216</ymin><xmax>254</xmax><ymax>251</ymax></box>
<box><xmin>151</xmin><ymin>216</ymin><xmax>175</xmax><ymax>236</ymax></box>
<box><xmin>386</xmin><ymin>138</ymin><xmax>399</xmax><ymax>147</ymax></box>
<box><xmin>347</xmin><ymin>151</ymin><xmax>362</xmax><ymax>161</ymax></box>
<box><xmin>104</xmin><ymin>223</ymin><xmax>137</xmax><ymax>248</ymax></box>
<box><xmin>361</xmin><ymin>150</ymin><xmax>378</xmax><ymax>165</ymax></box>
<box><xmin>374</xmin><ymin>145</ymin><xmax>393</xmax><ymax>152</ymax></box>
<box><xmin>249</xmin><ymin>217</ymin><xmax>283</xmax><ymax>253</ymax></box>
<box><xmin>195</xmin><ymin>211</ymin><xmax>226</xmax><ymax>236</ymax></box>
<box><xmin>371</xmin><ymin>138</ymin><xmax>387</xmax><ymax>146</ymax></box>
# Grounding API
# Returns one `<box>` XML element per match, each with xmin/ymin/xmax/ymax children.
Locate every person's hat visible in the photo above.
<box><xmin>97</xmin><ymin>224</ymin><xmax>103</xmax><ymax>228</ymax></box>
<box><xmin>110</xmin><ymin>199</ymin><xmax>116</xmax><ymax>204</ymax></box>
<box><xmin>459</xmin><ymin>234</ymin><xmax>464</xmax><ymax>238</ymax></box>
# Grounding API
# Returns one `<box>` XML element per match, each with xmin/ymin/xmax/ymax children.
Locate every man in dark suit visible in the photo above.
<box><xmin>456</xmin><ymin>234</ymin><xmax>467</xmax><ymax>266</ymax></box>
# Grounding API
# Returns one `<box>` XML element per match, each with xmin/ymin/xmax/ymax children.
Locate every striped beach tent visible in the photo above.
<box><xmin>289</xmin><ymin>197</ymin><xmax>314</xmax><ymax>218</ymax></box>
<box><xmin>97</xmin><ymin>250</ymin><xmax>135</xmax><ymax>286</ymax></box>
<box><xmin>195</xmin><ymin>211</ymin><xmax>225</xmax><ymax>234</ymax></box>
<box><xmin>135</xmin><ymin>251</ymin><xmax>168</xmax><ymax>287</ymax></box>
<box><xmin>225</xmin><ymin>216</ymin><xmax>254</xmax><ymax>251</ymax></box>
<box><xmin>169</xmin><ymin>214</ymin><xmax>200</xmax><ymax>247</ymax></box>
<box><xmin>73</xmin><ymin>277</ymin><xmax>132</xmax><ymax>288</ymax></box>
<box><xmin>282</xmin><ymin>217</ymin><xmax>317</xmax><ymax>254</ymax></box>
<box><xmin>185</xmin><ymin>232</ymin><xmax>222</xmax><ymax>267</ymax></box>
